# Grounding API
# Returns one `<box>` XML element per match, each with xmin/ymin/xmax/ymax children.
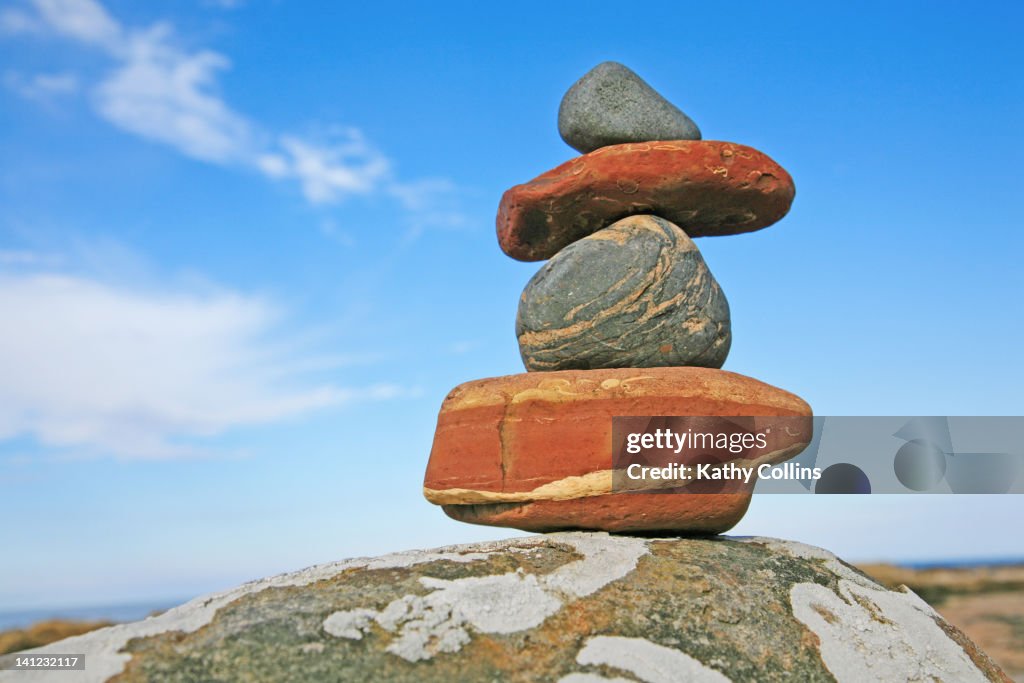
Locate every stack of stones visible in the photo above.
<box><xmin>423</xmin><ymin>62</ymin><xmax>813</xmax><ymax>534</ymax></box>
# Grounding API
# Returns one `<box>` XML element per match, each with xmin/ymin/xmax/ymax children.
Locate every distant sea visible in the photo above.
<box><xmin>0</xmin><ymin>600</ymin><xmax>185</xmax><ymax>631</ymax></box>
<box><xmin>901</xmin><ymin>557</ymin><xmax>1024</xmax><ymax>570</ymax></box>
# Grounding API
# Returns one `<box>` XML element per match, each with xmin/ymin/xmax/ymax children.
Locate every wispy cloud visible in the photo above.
<box><xmin>4</xmin><ymin>0</ymin><xmax>460</xmax><ymax>220</ymax></box>
<box><xmin>259</xmin><ymin>131</ymin><xmax>391</xmax><ymax>204</ymax></box>
<box><xmin>0</xmin><ymin>252</ymin><xmax>414</xmax><ymax>459</ymax></box>
<box><xmin>3</xmin><ymin>70</ymin><xmax>79</xmax><ymax>102</ymax></box>
<box><xmin>32</xmin><ymin>0</ymin><xmax>121</xmax><ymax>46</ymax></box>
<box><xmin>388</xmin><ymin>178</ymin><xmax>473</xmax><ymax>242</ymax></box>
<box><xmin>95</xmin><ymin>30</ymin><xmax>254</xmax><ymax>164</ymax></box>
<box><xmin>203</xmin><ymin>0</ymin><xmax>247</xmax><ymax>9</ymax></box>
<box><xmin>20</xmin><ymin>0</ymin><xmax>265</xmax><ymax>169</ymax></box>
<box><xmin>448</xmin><ymin>340</ymin><xmax>479</xmax><ymax>355</ymax></box>
<box><xmin>0</xmin><ymin>6</ymin><xmax>43</xmax><ymax>35</ymax></box>
<box><xmin>0</xmin><ymin>248</ymin><xmax>64</xmax><ymax>266</ymax></box>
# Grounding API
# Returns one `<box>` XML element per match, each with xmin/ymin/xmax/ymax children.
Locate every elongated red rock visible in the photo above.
<box><xmin>423</xmin><ymin>367</ymin><xmax>812</xmax><ymax>533</ymax></box>
<box><xmin>497</xmin><ymin>140</ymin><xmax>795</xmax><ymax>261</ymax></box>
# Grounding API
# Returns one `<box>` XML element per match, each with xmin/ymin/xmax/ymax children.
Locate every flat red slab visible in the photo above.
<box><xmin>497</xmin><ymin>140</ymin><xmax>795</xmax><ymax>261</ymax></box>
<box><xmin>423</xmin><ymin>367</ymin><xmax>812</xmax><ymax>534</ymax></box>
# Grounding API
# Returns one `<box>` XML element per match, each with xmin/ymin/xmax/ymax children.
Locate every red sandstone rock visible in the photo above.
<box><xmin>423</xmin><ymin>367</ymin><xmax>812</xmax><ymax>533</ymax></box>
<box><xmin>496</xmin><ymin>140</ymin><xmax>795</xmax><ymax>261</ymax></box>
<box><xmin>443</xmin><ymin>493</ymin><xmax>753</xmax><ymax>534</ymax></box>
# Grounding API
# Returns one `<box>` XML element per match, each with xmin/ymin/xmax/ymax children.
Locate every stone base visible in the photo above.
<box><xmin>423</xmin><ymin>366</ymin><xmax>812</xmax><ymax>534</ymax></box>
<box><xmin>19</xmin><ymin>534</ymin><xmax>1008</xmax><ymax>681</ymax></box>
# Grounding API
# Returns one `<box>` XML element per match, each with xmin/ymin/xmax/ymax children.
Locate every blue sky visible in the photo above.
<box><xmin>1</xmin><ymin>0</ymin><xmax>1022</xmax><ymax>611</ymax></box>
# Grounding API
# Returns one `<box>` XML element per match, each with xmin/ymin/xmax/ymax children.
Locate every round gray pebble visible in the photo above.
<box><xmin>516</xmin><ymin>215</ymin><xmax>731</xmax><ymax>371</ymax></box>
<box><xmin>558</xmin><ymin>61</ymin><xmax>701</xmax><ymax>154</ymax></box>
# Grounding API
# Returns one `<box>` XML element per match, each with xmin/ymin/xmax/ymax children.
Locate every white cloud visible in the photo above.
<box><xmin>25</xmin><ymin>0</ymin><xmax>259</xmax><ymax>166</ymax></box>
<box><xmin>0</xmin><ymin>249</ymin><xmax>64</xmax><ymax>266</ymax></box>
<box><xmin>95</xmin><ymin>28</ymin><xmax>253</xmax><ymax>164</ymax></box>
<box><xmin>203</xmin><ymin>0</ymin><xmax>246</xmax><ymax>9</ymax></box>
<box><xmin>389</xmin><ymin>178</ymin><xmax>473</xmax><ymax>242</ymax></box>
<box><xmin>0</xmin><ymin>261</ymin><xmax>409</xmax><ymax>459</ymax></box>
<box><xmin>388</xmin><ymin>178</ymin><xmax>457</xmax><ymax>212</ymax></box>
<box><xmin>32</xmin><ymin>0</ymin><xmax>121</xmax><ymax>47</ymax></box>
<box><xmin>6</xmin><ymin>0</ymin><xmax>445</xmax><ymax>212</ymax></box>
<box><xmin>0</xmin><ymin>7</ymin><xmax>42</xmax><ymax>34</ymax></box>
<box><xmin>4</xmin><ymin>70</ymin><xmax>79</xmax><ymax>101</ymax></box>
<box><xmin>448</xmin><ymin>340</ymin><xmax>478</xmax><ymax>355</ymax></box>
<box><xmin>263</xmin><ymin>132</ymin><xmax>391</xmax><ymax>204</ymax></box>
<box><xmin>318</xmin><ymin>219</ymin><xmax>357</xmax><ymax>248</ymax></box>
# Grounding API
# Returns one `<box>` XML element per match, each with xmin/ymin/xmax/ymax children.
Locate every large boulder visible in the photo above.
<box><xmin>0</xmin><ymin>534</ymin><xmax>1008</xmax><ymax>682</ymax></box>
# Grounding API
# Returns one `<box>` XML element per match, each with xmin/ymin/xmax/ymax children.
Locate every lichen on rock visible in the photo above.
<box><xmin>0</xmin><ymin>533</ymin><xmax>1009</xmax><ymax>683</ymax></box>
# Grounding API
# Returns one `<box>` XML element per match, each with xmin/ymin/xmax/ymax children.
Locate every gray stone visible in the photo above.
<box><xmin>558</xmin><ymin>61</ymin><xmax>701</xmax><ymax>154</ymax></box>
<box><xmin>516</xmin><ymin>215</ymin><xmax>730</xmax><ymax>372</ymax></box>
<box><xmin>3</xmin><ymin>533</ymin><xmax>1008</xmax><ymax>682</ymax></box>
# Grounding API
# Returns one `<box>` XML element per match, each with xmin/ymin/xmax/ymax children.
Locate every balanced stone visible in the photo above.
<box><xmin>423</xmin><ymin>367</ymin><xmax>812</xmax><ymax>533</ymax></box>
<box><xmin>497</xmin><ymin>140</ymin><xmax>795</xmax><ymax>261</ymax></box>
<box><xmin>517</xmin><ymin>215</ymin><xmax>730</xmax><ymax>371</ymax></box>
<box><xmin>559</xmin><ymin>61</ymin><xmax>701</xmax><ymax>154</ymax></box>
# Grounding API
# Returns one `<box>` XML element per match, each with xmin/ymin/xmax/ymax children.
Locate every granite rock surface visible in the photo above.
<box><xmin>4</xmin><ymin>534</ymin><xmax>1008</xmax><ymax>682</ymax></box>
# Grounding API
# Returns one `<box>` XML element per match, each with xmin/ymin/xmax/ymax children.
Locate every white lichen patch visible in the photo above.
<box><xmin>790</xmin><ymin>579</ymin><xmax>989</xmax><ymax>682</ymax></box>
<box><xmin>321</xmin><ymin>532</ymin><xmax>649</xmax><ymax>662</ymax></box>
<box><xmin>322</xmin><ymin>608</ymin><xmax>378</xmax><ymax>640</ymax></box>
<box><xmin>376</xmin><ymin>592</ymin><xmax>472</xmax><ymax>661</ymax></box>
<box><xmin>419</xmin><ymin>571</ymin><xmax>561</xmax><ymax>633</ymax></box>
<box><xmin>544</xmin><ymin>533</ymin><xmax>649</xmax><ymax>598</ymax></box>
<box><xmin>560</xmin><ymin>636</ymin><xmax>732</xmax><ymax>683</ymax></box>
<box><xmin>364</xmin><ymin>571</ymin><xmax>561</xmax><ymax>662</ymax></box>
